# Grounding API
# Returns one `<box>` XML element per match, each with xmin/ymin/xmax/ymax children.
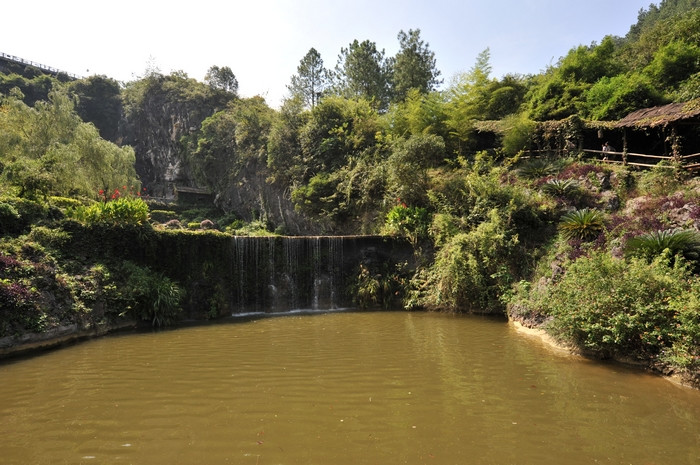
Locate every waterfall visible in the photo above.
<box><xmin>229</xmin><ymin>236</ymin><xmax>355</xmax><ymax>314</ymax></box>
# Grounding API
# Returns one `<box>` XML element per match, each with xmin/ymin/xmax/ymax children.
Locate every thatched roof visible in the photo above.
<box><xmin>616</xmin><ymin>98</ymin><xmax>700</xmax><ymax>128</ymax></box>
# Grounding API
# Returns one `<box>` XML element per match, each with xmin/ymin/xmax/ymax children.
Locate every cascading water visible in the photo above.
<box><xmin>229</xmin><ymin>236</ymin><xmax>367</xmax><ymax>314</ymax></box>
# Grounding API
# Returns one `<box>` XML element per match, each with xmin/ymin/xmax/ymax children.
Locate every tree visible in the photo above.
<box><xmin>0</xmin><ymin>88</ymin><xmax>138</xmax><ymax>198</ymax></box>
<box><xmin>445</xmin><ymin>49</ymin><xmax>495</xmax><ymax>149</ymax></box>
<box><xmin>68</xmin><ymin>75</ymin><xmax>122</xmax><ymax>141</ymax></box>
<box><xmin>390</xmin><ymin>29</ymin><xmax>442</xmax><ymax>103</ymax></box>
<box><xmin>333</xmin><ymin>39</ymin><xmax>390</xmax><ymax>110</ymax></box>
<box><xmin>204</xmin><ymin>65</ymin><xmax>239</xmax><ymax>94</ymax></box>
<box><xmin>288</xmin><ymin>48</ymin><xmax>329</xmax><ymax>109</ymax></box>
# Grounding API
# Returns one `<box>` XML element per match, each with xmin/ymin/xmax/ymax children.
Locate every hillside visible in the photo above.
<box><xmin>0</xmin><ymin>0</ymin><xmax>699</xmax><ymax>386</ymax></box>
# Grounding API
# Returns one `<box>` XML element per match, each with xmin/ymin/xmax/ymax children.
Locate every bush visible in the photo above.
<box><xmin>540</xmin><ymin>179</ymin><xmax>579</xmax><ymax>198</ymax></box>
<box><xmin>382</xmin><ymin>205</ymin><xmax>431</xmax><ymax>245</ymax></box>
<box><xmin>0</xmin><ymin>280</ymin><xmax>43</xmax><ymax>335</ymax></box>
<box><xmin>67</xmin><ymin>197</ymin><xmax>149</xmax><ymax>225</ymax></box>
<box><xmin>558</xmin><ymin>208</ymin><xmax>605</xmax><ymax>241</ymax></box>
<box><xmin>625</xmin><ymin>229</ymin><xmax>700</xmax><ymax>266</ymax></box>
<box><xmin>0</xmin><ymin>202</ymin><xmax>21</xmax><ymax>235</ymax></box>
<box><xmin>539</xmin><ymin>251</ymin><xmax>700</xmax><ymax>365</ymax></box>
<box><xmin>516</xmin><ymin>158</ymin><xmax>561</xmax><ymax>179</ymax></box>
<box><xmin>150</xmin><ymin>209</ymin><xmax>178</xmax><ymax>223</ymax></box>
<box><xmin>121</xmin><ymin>262</ymin><xmax>184</xmax><ymax>327</ymax></box>
<box><xmin>418</xmin><ymin>209</ymin><xmax>519</xmax><ymax>312</ymax></box>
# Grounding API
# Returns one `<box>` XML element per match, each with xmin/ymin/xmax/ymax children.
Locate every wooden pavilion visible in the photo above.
<box><xmin>613</xmin><ymin>98</ymin><xmax>700</xmax><ymax>171</ymax></box>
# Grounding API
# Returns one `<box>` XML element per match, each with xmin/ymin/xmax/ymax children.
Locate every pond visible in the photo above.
<box><xmin>1</xmin><ymin>311</ymin><xmax>699</xmax><ymax>464</ymax></box>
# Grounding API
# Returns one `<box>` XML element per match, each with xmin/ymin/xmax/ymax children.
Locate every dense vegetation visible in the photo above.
<box><xmin>1</xmin><ymin>0</ymin><xmax>699</xmax><ymax>384</ymax></box>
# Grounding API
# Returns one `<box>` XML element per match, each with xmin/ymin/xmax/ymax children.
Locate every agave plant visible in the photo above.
<box><xmin>540</xmin><ymin>179</ymin><xmax>579</xmax><ymax>198</ymax></box>
<box><xmin>625</xmin><ymin>229</ymin><xmax>700</xmax><ymax>263</ymax></box>
<box><xmin>558</xmin><ymin>208</ymin><xmax>605</xmax><ymax>241</ymax></box>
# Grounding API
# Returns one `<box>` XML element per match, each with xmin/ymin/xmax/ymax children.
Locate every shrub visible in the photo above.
<box><xmin>637</xmin><ymin>162</ymin><xmax>684</xmax><ymax>197</ymax></box>
<box><xmin>625</xmin><ymin>229</ymin><xmax>700</xmax><ymax>265</ymax></box>
<box><xmin>200</xmin><ymin>219</ymin><xmax>215</xmax><ymax>230</ymax></box>
<box><xmin>418</xmin><ymin>209</ymin><xmax>519</xmax><ymax>312</ymax></box>
<box><xmin>150</xmin><ymin>209</ymin><xmax>178</xmax><ymax>223</ymax></box>
<box><xmin>0</xmin><ymin>280</ymin><xmax>43</xmax><ymax>336</ymax></box>
<box><xmin>540</xmin><ymin>179</ymin><xmax>579</xmax><ymax>198</ymax></box>
<box><xmin>122</xmin><ymin>262</ymin><xmax>183</xmax><ymax>327</ymax></box>
<box><xmin>27</xmin><ymin>226</ymin><xmax>71</xmax><ymax>248</ymax></box>
<box><xmin>558</xmin><ymin>208</ymin><xmax>605</xmax><ymax>241</ymax></box>
<box><xmin>516</xmin><ymin>158</ymin><xmax>561</xmax><ymax>179</ymax></box>
<box><xmin>0</xmin><ymin>202</ymin><xmax>21</xmax><ymax>235</ymax></box>
<box><xmin>540</xmin><ymin>252</ymin><xmax>700</xmax><ymax>365</ymax></box>
<box><xmin>352</xmin><ymin>261</ymin><xmax>407</xmax><ymax>310</ymax></box>
<box><xmin>67</xmin><ymin>197</ymin><xmax>149</xmax><ymax>225</ymax></box>
<box><xmin>382</xmin><ymin>205</ymin><xmax>431</xmax><ymax>245</ymax></box>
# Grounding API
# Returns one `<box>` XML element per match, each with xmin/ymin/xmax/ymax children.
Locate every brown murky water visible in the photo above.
<box><xmin>1</xmin><ymin>311</ymin><xmax>700</xmax><ymax>464</ymax></box>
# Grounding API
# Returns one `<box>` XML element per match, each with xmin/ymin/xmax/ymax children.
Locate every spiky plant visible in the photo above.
<box><xmin>558</xmin><ymin>208</ymin><xmax>605</xmax><ymax>241</ymax></box>
<box><xmin>540</xmin><ymin>179</ymin><xmax>579</xmax><ymax>198</ymax></box>
<box><xmin>516</xmin><ymin>158</ymin><xmax>560</xmax><ymax>179</ymax></box>
<box><xmin>625</xmin><ymin>229</ymin><xmax>700</xmax><ymax>263</ymax></box>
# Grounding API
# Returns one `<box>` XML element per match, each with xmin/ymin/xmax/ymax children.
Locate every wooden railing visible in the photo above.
<box><xmin>0</xmin><ymin>51</ymin><xmax>82</xmax><ymax>80</ymax></box>
<box><xmin>581</xmin><ymin>149</ymin><xmax>700</xmax><ymax>172</ymax></box>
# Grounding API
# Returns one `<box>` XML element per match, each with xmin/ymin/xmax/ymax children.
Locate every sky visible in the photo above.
<box><xmin>2</xmin><ymin>0</ymin><xmax>655</xmax><ymax>107</ymax></box>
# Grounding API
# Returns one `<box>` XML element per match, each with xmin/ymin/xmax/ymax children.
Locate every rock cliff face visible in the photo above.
<box><xmin>120</xmin><ymin>75</ymin><xmax>316</xmax><ymax>234</ymax></box>
<box><xmin>120</xmin><ymin>78</ymin><xmax>217</xmax><ymax>200</ymax></box>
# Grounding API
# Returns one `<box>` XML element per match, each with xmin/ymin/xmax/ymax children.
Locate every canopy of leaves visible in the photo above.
<box><xmin>0</xmin><ymin>88</ymin><xmax>138</xmax><ymax>199</ymax></box>
<box><xmin>288</xmin><ymin>48</ymin><xmax>329</xmax><ymax>109</ymax></box>
<box><xmin>390</xmin><ymin>29</ymin><xmax>442</xmax><ymax>103</ymax></box>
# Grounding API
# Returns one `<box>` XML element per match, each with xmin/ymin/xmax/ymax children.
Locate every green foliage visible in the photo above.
<box><xmin>299</xmin><ymin>96</ymin><xmax>380</xmax><ymax>177</ymax></box>
<box><xmin>643</xmin><ymin>40</ymin><xmax>700</xmax><ymax>89</ymax></box>
<box><xmin>625</xmin><ymin>229</ymin><xmax>700</xmax><ymax>265</ymax></box>
<box><xmin>204</xmin><ymin>65</ymin><xmax>239</xmax><ymax>94</ymax></box>
<box><xmin>0</xmin><ymin>73</ymin><xmax>56</xmax><ymax>105</ymax></box>
<box><xmin>535</xmin><ymin>252</ymin><xmax>700</xmax><ymax>366</ymax></box>
<box><xmin>121</xmin><ymin>262</ymin><xmax>183</xmax><ymax>327</ymax></box>
<box><xmin>636</xmin><ymin>162</ymin><xmax>684</xmax><ymax>196</ymax></box>
<box><xmin>226</xmin><ymin>219</ymin><xmax>274</xmax><ymax>236</ymax></box>
<box><xmin>500</xmin><ymin>113</ymin><xmax>536</xmax><ymax>156</ymax></box>
<box><xmin>0</xmin><ymin>202</ymin><xmax>21</xmax><ymax>235</ymax></box>
<box><xmin>67</xmin><ymin>75</ymin><xmax>123</xmax><ymax>141</ymax></box>
<box><xmin>515</xmin><ymin>158</ymin><xmax>561</xmax><ymax>180</ymax></box>
<box><xmin>333</xmin><ymin>39</ymin><xmax>391</xmax><ymax>109</ymax></box>
<box><xmin>419</xmin><ymin>209</ymin><xmax>519</xmax><ymax>312</ymax></box>
<box><xmin>150</xmin><ymin>209</ymin><xmax>178</xmax><ymax>223</ymax></box>
<box><xmin>382</xmin><ymin>205</ymin><xmax>430</xmax><ymax>245</ymax></box>
<box><xmin>384</xmin><ymin>89</ymin><xmax>448</xmax><ymax>139</ymax></box>
<box><xmin>288</xmin><ymin>48</ymin><xmax>329</xmax><ymax>109</ymax></box>
<box><xmin>27</xmin><ymin>226</ymin><xmax>71</xmax><ymax>249</ymax></box>
<box><xmin>540</xmin><ymin>179</ymin><xmax>579</xmax><ymax>198</ymax></box>
<box><xmin>558</xmin><ymin>208</ymin><xmax>605</xmax><ymax>241</ymax></box>
<box><xmin>267</xmin><ymin>97</ymin><xmax>308</xmax><ymax>184</ymax></box>
<box><xmin>584</xmin><ymin>73</ymin><xmax>664</xmax><ymax>120</ymax></box>
<box><xmin>0</xmin><ymin>88</ymin><xmax>138</xmax><ymax>199</ymax></box>
<box><xmin>386</xmin><ymin>133</ymin><xmax>445</xmax><ymax>206</ymax></box>
<box><xmin>390</xmin><ymin>29</ymin><xmax>442</xmax><ymax>103</ymax></box>
<box><xmin>352</xmin><ymin>261</ymin><xmax>407</xmax><ymax>309</ymax></box>
<box><xmin>67</xmin><ymin>197</ymin><xmax>150</xmax><ymax>226</ymax></box>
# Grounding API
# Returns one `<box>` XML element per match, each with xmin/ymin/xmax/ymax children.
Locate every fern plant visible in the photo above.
<box><xmin>558</xmin><ymin>208</ymin><xmax>605</xmax><ymax>241</ymax></box>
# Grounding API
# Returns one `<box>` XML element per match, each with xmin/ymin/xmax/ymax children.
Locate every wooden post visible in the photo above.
<box><xmin>670</xmin><ymin>125</ymin><xmax>681</xmax><ymax>163</ymax></box>
<box><xmin>622</xmin><ymin>128</ymin><xmax>628</xmax><ymax>165</ymax></box>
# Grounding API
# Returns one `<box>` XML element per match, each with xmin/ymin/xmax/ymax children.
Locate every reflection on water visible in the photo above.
<box><xmin>1</xmin><ymin>311</ymin><xmax>699</xmax><ymax>464</ymax></box>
